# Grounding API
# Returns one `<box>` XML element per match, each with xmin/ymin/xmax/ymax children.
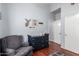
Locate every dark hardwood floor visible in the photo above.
<box><xmin>32</xmin><ymin>41</ymin><xmax>79</xmax><ymax>56</ymax></box>
<box><xmin>32</xmin><ymin>41</ymin><xmax>61</xmax><ymax>56</ymax></box>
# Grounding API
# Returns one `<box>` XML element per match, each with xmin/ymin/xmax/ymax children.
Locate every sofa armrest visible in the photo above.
<box><xmin>15</xmin><ymin>46</ymin><xmax>33</xmax><ymax>56</ymax></box>
<box><xmin>6</xmin><ymin>48</ymin><xmax>16</xmax><ymax>56</ymax></box>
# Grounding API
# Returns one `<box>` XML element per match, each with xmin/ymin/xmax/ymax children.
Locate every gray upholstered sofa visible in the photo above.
<box><xmin>1</xmin><ymin>35</ymin><xmax>33</xmax><ymax>56</ymax></box>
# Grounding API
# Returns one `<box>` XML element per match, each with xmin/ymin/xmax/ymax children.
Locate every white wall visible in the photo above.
<box><xmin>6</xmin><ymin>3</ymin><xmax>52</xmax><ymax>42</ymax></box>
<box><xmin>0</xmin><ymin>4</ymin><xmax>1</xmax><ymax>12</ymax></box>
<box><xmin>0</xmin><ymin>3</ymin><xmax>10</xmax><ymax>38</ymax></box>
<box><xmin>0</xmin><ymin>3</ymin><xmax>3</xmax><ymax>38</ymax></box>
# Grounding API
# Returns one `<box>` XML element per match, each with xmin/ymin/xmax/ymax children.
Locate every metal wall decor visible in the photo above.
<box><xmin>25</xmin><ymin>19</ymin><xmax>31</xmax><ymax>27</ymax></box>
<box><xmin>25</xmin><ymin>18</ymin><xmax>44</xmax><ymax>28</ymax></box>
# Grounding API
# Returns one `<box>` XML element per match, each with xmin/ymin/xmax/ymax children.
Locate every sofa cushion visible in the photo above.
<box><xmin>6</xmin><ymin>48</ymin><xmax>16</xmax><ymax>56</ymax></box>
<box><xmin>5</xmin><ymin>35</ymin><xmax>23</xmax><ymax>49</ymax></box>
<box><xmin>15</xmin><ymin>46</ymin><xmax>32</xmax><ymax>56</ymax></box>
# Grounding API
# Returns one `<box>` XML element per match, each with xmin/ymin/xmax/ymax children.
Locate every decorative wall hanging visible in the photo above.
<box><xmin>29</xmin><ymin>20</ymin><xmax>38</xmax><ymax>28</ymax></box>
<box><xmin>25</xmin><ymin>18</ymin><xmax>44</xmax><ymax>28</ymax></box>
<box><xmin>39</xmin><ymin>22</ymin><xmax>43</xmax><ymax>24</ymax></box>
<box><xmin>25</xmin><ymin>19</ymin><xmax>31</xmax><ymax>27</ymax></box>
<box><xmin>32</xmin><ymin>20</ymin><xmax>37</xmax><ymax>26</ymax></box>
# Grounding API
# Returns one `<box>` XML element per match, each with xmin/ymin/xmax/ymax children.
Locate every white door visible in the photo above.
<box><xmin>52</xmin><ymin>19</ymin><xmax>61</xmax><ymax>44</ymax></box>
<box><xmin>65</xmin><ymin>13</ymin><xmax>79</xmax><ymax>54</ymax></box>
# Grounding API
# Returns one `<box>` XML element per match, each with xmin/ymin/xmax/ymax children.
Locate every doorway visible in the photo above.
<box><xmin>51</xmin><ymin>8</ymin><xmax>61</xmax><ymax>44</ymax></box>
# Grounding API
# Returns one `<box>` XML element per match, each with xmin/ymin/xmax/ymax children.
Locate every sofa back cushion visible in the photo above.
<box><xmin>2</xmin><ymin>35</ymin><xmax>23</xmax><ymax>50</ymax></box>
